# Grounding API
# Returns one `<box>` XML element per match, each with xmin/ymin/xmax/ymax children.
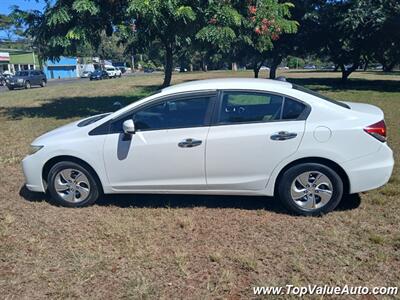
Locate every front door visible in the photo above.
<box><xmin>206</xmin><ymin>91</ymin><xmax>307</xmax><ymax>191</ymax></box>
<box><xmin>104</xmin><ymin>93</ymin><xmax>216</xmax><ymax>192</ymax></box>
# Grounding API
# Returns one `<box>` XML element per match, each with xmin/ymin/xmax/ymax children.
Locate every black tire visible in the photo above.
<box><xmin>25</xmin><ymin>81</ymin><xmax>31</xmax><ymax>89</ymax></box>
<box><xmin>277</xmin><ymin>163</ymin><xmax>343</xmax><ymax>216</ymax></box>
<box><xmin>47</xmin><ymin>161</ymin><xmax>101</xmax><ymax>207</ymax></box>
<box><xmin>40</xmin><ymin>80</ymin><xmax>46</xmax><ymax>87</ymax></box>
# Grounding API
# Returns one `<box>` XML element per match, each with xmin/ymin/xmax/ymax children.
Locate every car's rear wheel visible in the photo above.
<box><xmin>47</xmin><ymin>161</ymin><xmax>100</xmax><ymax>207</ymax></box>
<box><xmin>278</xmin><ymin>163</ymin><xmax>343</xmax><ymax>216</ymax></box>
<box><xmin>25</xmin><ymin>81</ymin><xmax>31</xmax><ymax>89</ymax></box>
<box><xmin>40</xmin><ymin>80</ymin><xmax>46</xmax><ymax>87</ymax></box>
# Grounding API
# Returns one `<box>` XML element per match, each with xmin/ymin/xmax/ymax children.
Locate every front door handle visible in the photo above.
<box><xmin>178</xmin><ymin>138</ymin><xmax>202</xmax><ymax>148</ymax></box>
<box><xmin>271</xmin><ymin>131</ymin><xmax>298</xmax><ymax>141</ymax></box>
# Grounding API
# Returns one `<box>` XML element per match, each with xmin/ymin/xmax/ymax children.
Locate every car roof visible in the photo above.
<box><xmin>161</xmin><ymin>78</ymin><xmax>293</xmax><ymax>94</ymax></box>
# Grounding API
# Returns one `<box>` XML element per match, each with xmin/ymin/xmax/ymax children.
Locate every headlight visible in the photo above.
<box><xmin>17</xmin><ymin>78</ymin><xmax>24</xmax><ymax>83</ymax></box>
<box><xmin>29</xmin><ymin>145</ymin><xmax>43</xmax><ymax>155</ymax></box>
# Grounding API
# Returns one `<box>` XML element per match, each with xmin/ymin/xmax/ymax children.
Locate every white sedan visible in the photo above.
<box><xmin>22</xmin><ymin>78</ymin><xmax>394</xmax><ymax>215</ymax></box>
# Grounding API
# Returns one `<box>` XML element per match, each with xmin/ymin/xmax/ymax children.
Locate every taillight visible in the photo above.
<box><xmin>364</xmin><ymin>120</ymin><xmax>387</xmax><ymax>142</ymax></box>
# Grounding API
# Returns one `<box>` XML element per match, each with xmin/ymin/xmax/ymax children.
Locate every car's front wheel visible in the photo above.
<box><xmin>47</xmin><ymin>161</ymin><xmax>100</xmax><ymax>207</ymax></box>
<box><xmin>25</xmin><ymin>81</ymin><xmax>31</xmax><ymax>89</ymax></box>
<box><xmin>40</xmin><ymin>80</ymin><xmax>46</xmax><ymax>87</ymax></box>
<box><xmin>278</xmin><ymin>163</ymin><xmax>343</xmax><ymax>216</ymax></box>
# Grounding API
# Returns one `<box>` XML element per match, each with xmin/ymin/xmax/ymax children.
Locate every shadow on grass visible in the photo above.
<box><xmin>20</xmin><ymin>185</ymin><xmax>360</xmax><ymax>214</ymax></box>
<box><xmin>288</xmin><ymin>77</ymin><xmax>400</xmax><ymax>93</ymax></box>
<box><xmin>1</xmin><ymin>85</ymin><xmax>160</xmax><ymax>120</ymax></box>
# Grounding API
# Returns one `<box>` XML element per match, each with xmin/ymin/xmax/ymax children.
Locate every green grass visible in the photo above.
<box><xmin>0</xmin><ymin>70</ymin><xmax>399</xmax><ymax>299</ymax></box>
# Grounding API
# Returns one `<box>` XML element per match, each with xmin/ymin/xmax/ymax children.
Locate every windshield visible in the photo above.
<box><xmin>93</xmin><ymin>70</ymin><xmax>102</xmax><ymax>75</ymax></box>
<box><xmin>16</xmin><ymin>71</ymin><xmax>29</xmax><ymax>76</ymax></box>
<box><xmin>293</xmin><ymin>84</ymin><xmax>350</xmax><ymax>109</ymax></box>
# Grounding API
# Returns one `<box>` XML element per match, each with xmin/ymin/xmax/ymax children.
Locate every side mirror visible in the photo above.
<box><xmin>123</xmin><ymin>119</ymin><xmax>135</xmax><ymax>135</ymax></box>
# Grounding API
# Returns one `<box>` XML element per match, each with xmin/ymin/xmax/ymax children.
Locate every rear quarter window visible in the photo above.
<box><xmin>282</xmin><ymin>98</ymin><xmax>307</xmax><ymax>120</ymax></box>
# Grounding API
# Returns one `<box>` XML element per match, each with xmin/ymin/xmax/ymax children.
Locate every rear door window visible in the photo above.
<box><xmin>218</xmin><ymin>92</ymin><xmax>284</xmax><ymax>124</ymax></box>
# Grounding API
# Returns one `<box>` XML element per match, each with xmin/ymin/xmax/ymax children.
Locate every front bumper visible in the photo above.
<box><xmin>22</xmin><ymin>154</ymin><xmax>46</xmax><ymax>193</ymax></box>
<box><xmin>7</xmin><ymin>81</ymin><xmax>25</xmax><ymax>88</ymax></box>
<box><xmin>343</xmin><ymin>144</ymin><xmax>394</xmax><ymax>194</ymax></box>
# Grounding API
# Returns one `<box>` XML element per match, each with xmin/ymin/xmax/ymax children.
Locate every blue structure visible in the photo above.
<box><xmin>44</xmin><ymin>57</ymin><xmax>78</xmax><ymax>79</ymax></box>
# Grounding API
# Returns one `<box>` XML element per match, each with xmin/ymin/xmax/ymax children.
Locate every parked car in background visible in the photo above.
<box><xmin>321</xmin><ymin>65</ymin><xmax>335</xmax><ymax>70</ymax></box>
<box><xmin>143</xmin><ymin>68</ymin><xmax>155</xmax><ymax>73</ymax></box>
<box><xmin>116</xmin><ymin>67</ymin><xmax>126</xmax><ymax>74</ymax></box>
<box><xmin>90</xmin><ymin>70</ymin><xmax>109</xmax><ymax>80</ymax></box>
<box><xmin>22</xmin><ymin>78</ymin><xmax>394</xmax><ymax>216</ymax></box>
<box><xmin>81</xmin><ymin>71</ymin><xmax>92</xmax><ymax>78</ymax></box>
<box><xmin>105</xmin><ymin>66</ymin><xmax>122</xmax><ymax>78</ymax></box>
<box><xmin>304</xmin><ymin>65</ymin><xmax>317</xmax><ymax>70</ymax></box>
<box><xmin>260</xmin><ymin>66</ymin><xmax>270</xmax><ymax>71</ymax></box>
<box><xmin>0</xmin><ymin>74</ymin><xmax>5</xmax><ymax>86</ymax></box>
<box><xmin>174</xmin><ymin>67</ymin><xmax>188</xmax><ymax>72</ymax></box>
<box><xmin>6</xmin><ymin>70</ymin><xmax>47</xmax><ymax>90</ymax></box>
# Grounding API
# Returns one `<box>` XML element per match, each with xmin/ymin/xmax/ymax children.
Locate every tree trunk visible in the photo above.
<box><xmin>254</xmin><ymin>68</ymin><xmax>259</xmax><ymax>78</ymax></box>
<box><xmin>232</xmin><ymin>62</ymin><xmax>238</xmax><ymax>71</ymax></box>
<box><xmin>162</xmin><ymin>44</ymin><xmax>173</xmax><ymax>88</ymax></box>
<box><xmin>363</xmin><ymin>61</ymin><xmax>369</xmax><ymax>71</ymax></box>
<box><xmin>269</xmin><ymin>57</ymin><xmax>282</xmax><ymax>79</ymax></box>
<box><xmin>253</xmin><ymin>59</ymin><xmax>266</xmax><ymax>78</ymax></box>
<box><xmin>383</xmin><ymin>62</ymin><xmax>396</xmax><ymax>72</ymax></box>
<box><xmin>340</xmin><ymin>63</ymin><xmax>358</xmax><ymax>82</ymax></box>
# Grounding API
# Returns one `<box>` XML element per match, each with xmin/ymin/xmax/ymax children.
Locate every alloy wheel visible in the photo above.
<box><xmin>54</xmin><ymin>168</ymin><xmax>91</xmax><ymax>203</ymax></box>
<box><xmin>290</xmin><ymin>171</ymin><xmax>333</xmax><ymax>210</ymax></box>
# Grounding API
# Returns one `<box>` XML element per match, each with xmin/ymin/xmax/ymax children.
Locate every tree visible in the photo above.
<box><xmin>127</xmin><ymin>0</ymin><xmax>198</xmax><ymax>87</ymax></box>
<box><xmin>260</xmin><ymin>0</ymin><xmax>322</xmax><ymax>79</ymax></box>
<box><xmin>0</xmin><ymin>12</ymin><xmax>25</xmax><ymax>41</ymax></box>
<box><xmin>12</xmin><ymin>0</ymin><xmax>129</xmax><ymax>60</ymax></box>
<box><xmin>316</xmin><ymin>0</ymin><xmax>388</xmax><ymax>81</ymax></box>
<box><xmin>196</xmin><ymin>0</ymin><xmax>298</xmax><ymax>78</ymax></box>
<box><xmin>370</xmin><ymin>0</ymin><xmax>400</xmax><ymax>72</ymax></box>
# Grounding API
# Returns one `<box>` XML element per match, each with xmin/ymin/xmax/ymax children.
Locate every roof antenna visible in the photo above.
<box><xmin>275</xmin><ymin>76</ymin><xmax>287</xmax><ymax>82</ymax></box>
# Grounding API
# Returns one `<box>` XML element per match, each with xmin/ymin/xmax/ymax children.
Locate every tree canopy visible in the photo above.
<box><xmin>7</xmin><ymin>0</ymin><xmax>400</xmax><ymax>84</ymax></box>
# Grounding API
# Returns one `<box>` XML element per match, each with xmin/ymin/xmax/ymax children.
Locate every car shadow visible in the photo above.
<box><xmin>19</xmin><ymin>185</ymin><xmax>361</xmax><ymax>214</ymax></box>
<box><xmin>288</xmin><ymin>77</ymin><xmax>400</xmax><ymax>93</ymax></box>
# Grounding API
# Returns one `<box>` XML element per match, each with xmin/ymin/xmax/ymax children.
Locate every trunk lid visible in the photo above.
<box><xmin>342</xmin><ymin>101</ymin><xmax>384</xmax><ymax>119</ymax></box>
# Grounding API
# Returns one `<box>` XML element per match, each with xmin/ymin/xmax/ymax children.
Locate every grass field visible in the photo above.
<box><xmin>0</xmin><ymin>70</ymin><xmax>399</xmax><ymax>299</ymax></box>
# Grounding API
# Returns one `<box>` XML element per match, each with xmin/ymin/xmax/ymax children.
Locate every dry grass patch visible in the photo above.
<box><xmin>0</xmin><ymin>71</ymin><xmax>399</xmax><ymax>299</ymax></box>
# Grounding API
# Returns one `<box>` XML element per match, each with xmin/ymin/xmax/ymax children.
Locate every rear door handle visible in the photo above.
<box><xmin>271</xmin><ymin>131</ymin><xmax>298</xmax><ymax>141</ymax></box>
<box><xmin>178</xmin><ymin>138</ymin><xmax>202</xmax><ymax>148</ymax></box>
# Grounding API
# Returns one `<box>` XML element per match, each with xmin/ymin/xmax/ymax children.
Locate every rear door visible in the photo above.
<box><xmin>205</xmin><ymin>91</ymin><xmax>308</xmax><ymax>191</ymax></box>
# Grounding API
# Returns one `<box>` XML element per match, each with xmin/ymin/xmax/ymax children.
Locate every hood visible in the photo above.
<box><xmin>32</xmin><ymin>113</ymin><xmax>110</xmax><ymax>146</ymax></box>
<box><xmin>32</xmin><ymin>119</ymin><xmax>81</xmax><ymax>145</ymax></box>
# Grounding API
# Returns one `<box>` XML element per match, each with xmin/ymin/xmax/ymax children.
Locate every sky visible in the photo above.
<box><xmin>1</xmin><ymin>0</ymin><xmax>46</xmax><ymax>40</ymax></box>
<box><xmin>0</xmin><ymin>0</ymin><xmax>45</xmax><ymax>15</ymax></box>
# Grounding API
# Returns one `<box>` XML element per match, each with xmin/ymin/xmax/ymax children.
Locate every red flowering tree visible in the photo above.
<box><xmin>196</xmin><ymin>0</ymin><xmax>298</xmax><ymax>78</ymax></box>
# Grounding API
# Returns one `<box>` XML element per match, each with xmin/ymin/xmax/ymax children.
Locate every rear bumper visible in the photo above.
<box><xmin>343</xmin><ymin>144</ymin><xmax>394</xmax><ymax>193</ymax></box>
